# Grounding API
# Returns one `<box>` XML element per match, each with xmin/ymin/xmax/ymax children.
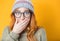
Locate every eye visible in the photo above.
<box><xmin>14</xmin><ymin>11</ymin><xmax>22</xmax><ymax>18</ymax></box>
<box><xmin>24</xmin><ymin>11</ymin><xmax>30</xmax><ymax>17</ymax></box>
<box><xmin>24</xmin><ymin>11</ymin><xmax>30</xmax><ymax>14</ymax></box>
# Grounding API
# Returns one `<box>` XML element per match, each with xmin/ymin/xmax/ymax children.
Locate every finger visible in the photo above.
<box><xmin>20</xmin><ymin>21</ymin><xmax>29</xmax><ymax>29</ymax></box>
<box><xmin>18</xmin><ymin>19</ymin><xmax>30</xmax><ymax>26</ymax></box>
<box><xmin>18</xmin><ymin>18</ymin><xmax>30</xmax><ymax>25</ymax></box>
<box><xmin>18</xmin><ymin>21</ymin><xmax>29</xmax><ymax>31</ymax></box>
<box><xmin>19</xmin><ymin>19</ymin><xmax>29</xmax><ymax>25</ymax></box>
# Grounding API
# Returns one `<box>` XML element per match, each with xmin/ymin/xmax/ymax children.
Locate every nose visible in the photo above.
<box><xmin>20</xmin><ymin>14</ymin><xmax>25</xmax><ymax>20</ymax></box>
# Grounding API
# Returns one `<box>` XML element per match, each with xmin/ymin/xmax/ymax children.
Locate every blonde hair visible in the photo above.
<box><xmin>9</xmin><ymin>10</ymin><xmax>38</xmax><ymax>41</ymax></box>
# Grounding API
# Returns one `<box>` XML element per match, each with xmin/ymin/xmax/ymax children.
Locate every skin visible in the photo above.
<box><xmin>15</xmin><ymin>7</ymin><xmax>30</xmax><ymax>23</ymax></box>
<box><xmin>12</xmin><ymin>7</ymin><xmax>31</xmax><ymax>34</ymax></box>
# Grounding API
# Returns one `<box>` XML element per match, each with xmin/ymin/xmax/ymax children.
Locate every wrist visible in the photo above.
<box><xmin>12</xmin><ymin>30</ymin><xmax>20</xmax><ymax>35</ymax></box>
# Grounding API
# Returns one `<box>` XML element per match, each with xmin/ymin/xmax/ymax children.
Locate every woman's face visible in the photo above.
<box><xmin>14</xmin><ymin>7</ymin><xmax>31</xmax><ymax>22</ymax></box>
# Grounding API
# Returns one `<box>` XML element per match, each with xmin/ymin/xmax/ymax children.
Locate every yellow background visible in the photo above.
<box><xmin>0</xmin><ymin>0</ymin><xmax>60</xmax><ymax>41</ymax></box>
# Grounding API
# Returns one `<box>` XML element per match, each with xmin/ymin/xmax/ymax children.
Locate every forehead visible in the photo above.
<box><xmin>15</xmin><ymin>7</ymin><xmax>29</xmax><ymax>12</ymax></box>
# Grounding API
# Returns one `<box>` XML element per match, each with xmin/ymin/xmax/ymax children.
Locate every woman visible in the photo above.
<box><xmin>2</xmin><ymin>0</ymin><xmax>47</xmax><ymax>41</ymax></box>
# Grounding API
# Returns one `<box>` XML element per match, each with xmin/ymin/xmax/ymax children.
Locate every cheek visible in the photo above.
<box><xmin>15</xmin><ymin>18</ymin><xmax>21</xmax><ymax>22</ymax></box>
<box><xmin>26</xmin><ymin>17</ymin><xmax>30</xmax><ymax>22</ymax></box>
<box><xmin>27</xmin><ymin>15</ymin><xmax>31</xmax><ymax>19</ymax></box>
